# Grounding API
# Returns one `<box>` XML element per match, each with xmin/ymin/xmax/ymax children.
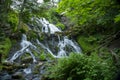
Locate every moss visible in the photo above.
<box><xmin>20</xmin><ymin>22</ymin><xmax>29</xmax><ymax>33</ymax></box>
<box><xmin>40</xmin><ymin>52</ymin><xmax>47</xmax><ymax>61</ymax></box>
<box><xmin>0</xmin><ymin>38</ymin><xmax>12</xmax><ymax>61</ymax></box>
<box><xmin>7</xmin><ymin>11</ymin><xmax>19</xmax><ymax>32</ymax></box>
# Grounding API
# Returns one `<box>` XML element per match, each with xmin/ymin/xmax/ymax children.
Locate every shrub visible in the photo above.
<box><xmin>44</xmin><ymin>53</ymin><xmax>116</xmax><ymax>80</ymax></box>
<box><xmin>77</xmin><ymin>36</ymin><xmax>98</xmax><ymax>54</ymax></box>
<box><xmin>56</xmin><ymin>22</ymin><xmax>65</xmax><ymax>30</ymax></box>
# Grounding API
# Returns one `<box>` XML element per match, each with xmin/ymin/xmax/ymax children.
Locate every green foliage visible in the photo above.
<box><xmin>77</xmin><ymin>35</ymin><xmax>98</xmax><ymax>54</ymax></box>
<box><xmin>44</xmin><ymin>0</ymin><xmax>50</xmax><ymax>2</ymax></box>
<box><xmin>114</xmin><ymin>13</ymin><xmax>120</xmax><ymax>23</ymax></box>
<box><xmin>44</xmin><ymin>53</ymin><xmax>116</xmax><ymax>80</ymax></box>
<box><xmin>0</xmin><ymin>0</ymin><xmax>12</xmax><ymax>24</ymax></box>
<box><xmin>40</xmin><ymin>52</ymin><xmax>46</xmax><ymax>61</ymax></box>
<box><xmin>0</xmin><ymin>38</ymin><xmax>11</xmax><ymax>61</ymax></box>
<box><xmin>47</xmin><ymin>8</ymin><xmax>65</xmax><ymax>30</ymax></box>
<box><xmin>18</xmin><ymin>22</ymin><xmax>30</xmax><ymax>34</ymax></box>
<box><xmin>44</xmin><ymin>8</ymin><xmax>61</xmax><ymax>25</ymax></box>
<box><xmin>7</xmin><ymin>11</ymin><xmax>19</xmax><ymax>31</ymax></box>
<box><xmin>56</xmin><ymin>22</ymin><xmax>65</xmax><ymax>30</ymax></box>
<box><xmin>57</xmin><ymin>0</ymin><xmax>120</xmax><ymax>34</ymax></box>
<box><xmin>37</xmin><ymin>7</ymin><xmax>66</xmax><ymax>30</ymax></box>
<box><xmin>46</xmin><ymin>53</ymin><xmax>56</xmax><ymax>60</ymax></box>
<box><xmin>26</xmin><ymin>30</ymin><xmax>38</xmax><ymax>40</ymax></box>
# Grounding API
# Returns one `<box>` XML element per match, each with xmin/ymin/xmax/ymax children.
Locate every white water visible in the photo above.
<box><xmin>36</xmin><ymin>36</ymin><xmax>81</xmax><ymax>58</ymax></box>
<box><xmin>57</xmin><ymin>36</ymin><xmax>81</xmax><ymax>57</ymax></box>
<box><xmin>37</xmin><ymin>0</ymin><xmax>44</xmax><ymax>3</ymax></box>
<box><xmin>36</xmin><ymin>39</ymin><xmax>57</xmax><ymax>58</ymax></box>
<box><xmin>39</xmin><ymin>18</ymin><xmax>61</xmax><ymax>34</ymax></box>
<box><xmin>9</xmin><ymin>18</ymin><xmax>81</xmax><ymax>62</ymax></box>
<box><xmin>37</xmin><ymin>39</ymin><xmax>66</xmax><ymax>58</ymax></box>
<box><xmin>63</xmin><ymin>36</ymin><xmax>81</xmax><ymax>53</ymax></box>
<box><xmin>23</xmin><ymin>68</ymin><xmax>32</xmax><ymax>74</ymax></box>
<box><xmin>9</xmin><ymin>34</ymin><xmax>37</xmax><ymax>63</ymax></box>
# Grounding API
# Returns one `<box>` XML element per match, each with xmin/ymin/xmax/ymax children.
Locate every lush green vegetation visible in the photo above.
<box><xmin>42</xmin><ymin>0</ymin><xmax>120</xmax><ymax>79</ymax></box>
<box><xmin>0</xmin><ymin>0</ymin><xmax>120</xmax><ymax>79</ymax></box>
<box><xmin>44</xmin><ymin>53</ymin><xmax>116</xmax><ymax>80</ymax></box>
<box><xmin>57</xmin><ymin>0</ymin><xmax>120</xmax><ymax>35</ymax></box>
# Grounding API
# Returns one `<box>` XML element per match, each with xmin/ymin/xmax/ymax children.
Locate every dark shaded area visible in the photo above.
<box><xmin>116</xmin><ymin>72</ymin><xmax>120</xmax><ymax>80</ymax></box>
<box><xmin>116</xmin><ymin>0</ymin><xmax>120</xmax><ymax>4</ymax></box>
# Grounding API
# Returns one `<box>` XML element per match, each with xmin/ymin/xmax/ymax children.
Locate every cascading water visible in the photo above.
<box><xmin>8</xmin><ymin>34</ymin><xmax>37</xmax><ymax>63</ymax></box>
<box><xmin>36</xmin><ymin>18</ymin><xmax>81</xmax><ymax>58</ymax></box>
<box><xmin>39</xmin><ymin>18</ymin><xmax>61</xmax><ymax>34</ymax></box>
<box><xmin>4</xmin><ymin>17</ymin><xmax>81</xmax><ymax>80</ymax></box>
<box><xmin>8</xmin><ymin>18</ymin><xmax>81</xmax><ymax>63</ymax></box>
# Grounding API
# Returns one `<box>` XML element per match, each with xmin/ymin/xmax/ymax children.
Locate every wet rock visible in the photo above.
<box><xmin>12</xmin><ymin>72</ymin><xmax>23</xmax><ymax>79</ymax></box>
<box><xmin>33</xmin><ymin>62</ymin><xmax>43</xmax><ymax>74</ymax></box>
<box><xmin>2</xmin><ymin>66</ymin><xmax>14</xmax><ymax>74</ymax></box>
<box><xmin>24</xmin><ymin>74</ymin><xmax>33</xmax><ymax>80</ymax></box>
<box><xmin>2</xmin><ymin>61</ymin><xmax>14</xmax><ymax>66</ymax></box>
<box><xmin>41</xmin><ymin>76</ymin><xmax>49</xmax><ymax>80</ymax></box>
<box><xmin>33</xmin><ymin>78</ymin><xmax>40</xmax><ymax>80</ymax></box>
<box><xmin>40</xmin><ymin>65</ymin><xmax>46</xmax><ymax>74</ymax></box>
<box><xmin>1</xmin><ymin>74</ymin><xmax>12</xmax><ymax>80</ymax></box>
<box><xmin>21</xmin><ymin>56</ymin><xmax>34</xmax><ymax>63</ymax></box>
<box><xmin>2</xmin><ymin>61</ymin><xmax>29</xmax><ymax>74</ymax></box>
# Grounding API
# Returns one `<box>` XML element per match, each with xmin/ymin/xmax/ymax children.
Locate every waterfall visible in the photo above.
<box><xmin>37</xmin><ymin>18</ymin><xmax>81</xmax><ymax>58</ymax></box>
<box><xmin>8</xmin><ymin>34</ymin><xmax>37</xmax><ymax>63</ymax></box>
<box><xmin>63</xmin><ymin>36</ymin><xmax>81</xmax><ymax>53</ymax></box>
<box><xmin>4</xmin><ymin>18</ymin><xmax>82</xmax><ymax>80</ymax></box>
<box><xmin>36</xmin><ymin>39</ymin><xmax>56</xmax><ymax>58</ymax></box>
<box><xmin>8</xmin><ymin>18</ymin><xmax>81</xmax><ymax>63</ymax></box>
<box><xmin>39</xmin><ymin>18</ymin><xmax>61</xmax><ymax>34</ymax></box>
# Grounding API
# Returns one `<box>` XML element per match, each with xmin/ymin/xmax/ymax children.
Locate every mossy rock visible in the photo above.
<box><xmin>19</xmin><ymin>22</ymin><xmax>29</xmax><ymax>33</ymax></box>
<box><xmin>21</xmin><ymin>56</ymin><xmax>34</xmax><ymax>63</ymax></box>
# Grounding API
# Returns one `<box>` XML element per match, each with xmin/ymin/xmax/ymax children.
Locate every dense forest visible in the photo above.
<box><xmin>0</xmin><ymin>0</ymin><xmax>120</xmax><ymax>80</ymax></box>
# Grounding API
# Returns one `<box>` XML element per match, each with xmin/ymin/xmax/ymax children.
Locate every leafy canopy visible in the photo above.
<box><xmin>57</xmin><ymin>0</ymin><xmax>120</xmax><ymax>34</ymax></box>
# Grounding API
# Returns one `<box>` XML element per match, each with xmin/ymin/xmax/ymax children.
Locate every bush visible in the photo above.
<box><xmin>44</xmin><ymin>53</ymin><xmax>116</xmax><ymax>80</ymax></box>
<box><xmin>56</xmin><ymin>22</ymin><xmax>65</xmax><ymax>30</ymax></box>
<box><xmin>77</xmin><ymin>36</ymin><xmax>98</xmax><ymax>54</ymax></box>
